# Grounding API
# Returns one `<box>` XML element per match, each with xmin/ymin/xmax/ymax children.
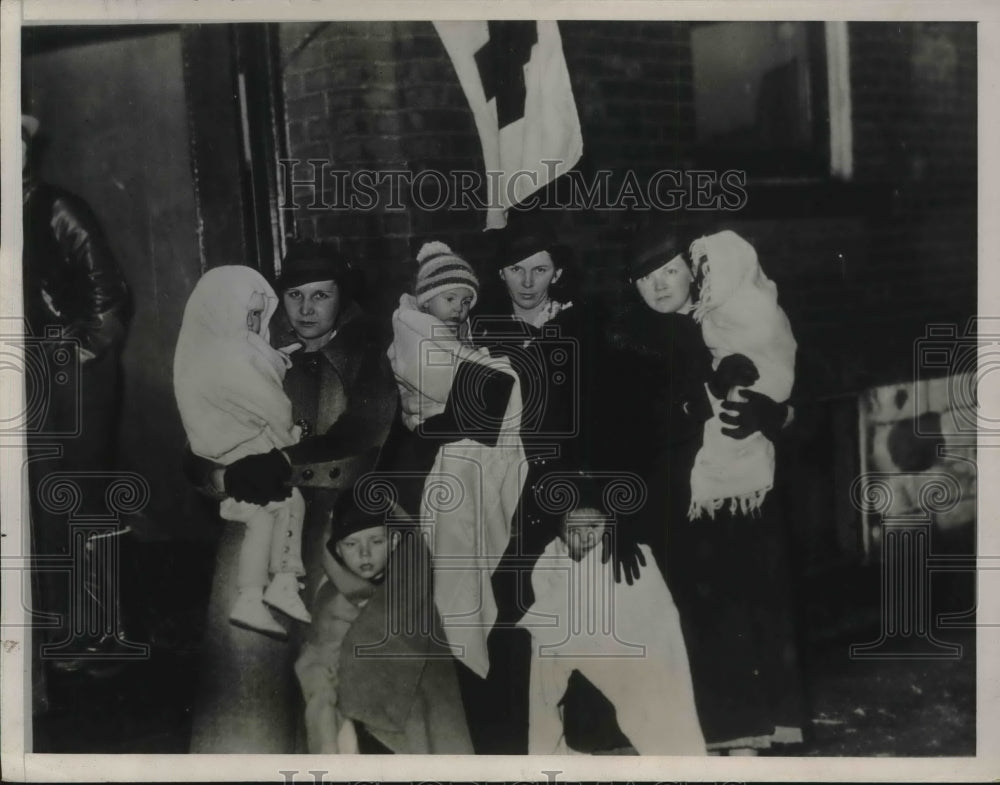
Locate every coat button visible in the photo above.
<box><xmin>286</xmin><ymin>530</ymin><xmax>293</xmax><ymax>538</ymax></box>
<box><xmin>329</xmin><ymin>467</ymin><xmax>341</xmax><ymax>479</ymax></box>
<box><xmin>302</xmin><ymin>469</ymin><xmax>314</xmax><ymax>480</ymax></box>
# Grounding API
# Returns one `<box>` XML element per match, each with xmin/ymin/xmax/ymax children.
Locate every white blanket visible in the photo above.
<box><xmin>518</xmin><ymin>539</ymin><xmax>705</xmax><ymax>755</ymax></box>
<box><xmin>688</xmin><ymin>231</ymin><xmax>797</xmax><ymax>519</ymax></box>
<box><xmin>389</xmin><ymin>293</ymin><xmax>527</xmax><ymax>677</ymax></box>
<box><xmin>173</xmin><ymin>265</ymin><xmax>298</xmax><ymax>465</ymax></box>
<box><xmin>387</xmin><ymin>293</ymin><xmax>490</xmax><ymax>430</ymax></box>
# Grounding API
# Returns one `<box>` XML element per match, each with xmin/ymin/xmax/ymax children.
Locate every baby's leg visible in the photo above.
<box><xmin>267</xmin><ymin>487</ymin><xmax>306</xmax><ymax>576</ymax></box>
<box><xmin>263</xmin><ymin>489</ymin><xmax>311</xmax><ymax>623</ymax></box>
<box><xmin>220</xmin><ymin>499</ymin><xmax>288</xmax><ymax>638</ymax></box>
<box><xmin>221</xmin><ymin>500</ymin><xmax>273</xmax><ymax>591</ymax></box>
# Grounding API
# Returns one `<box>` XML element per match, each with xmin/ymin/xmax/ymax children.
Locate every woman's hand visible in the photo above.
<box><xmin>720</xmin><ymin>389</ymin><xmax>789</xmax><ymax>442</ymax></box>
<box><xmin>223</xmin><ymin>448</ymin><xmax>293</xmax><ymax>504</ymax></box>
<box><xmin>708</xmin><ymin>353</ymin><xmax>759</xmax><ymax>400</ymax></box>
<box><xmin>419</xmin><ymin>360</ymin><xmax>515</xmax><ymax>447</ymax></box>
<box><xmin>600</xmin><ymin>527</ymin><xmax>646</xmax><ymax>585</ymax></box>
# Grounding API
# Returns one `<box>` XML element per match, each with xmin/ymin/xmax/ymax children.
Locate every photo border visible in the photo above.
<box><xmin>2</xmin><ymin>0</ymin><xmax>998</xmax><ymax>781</ymax></box>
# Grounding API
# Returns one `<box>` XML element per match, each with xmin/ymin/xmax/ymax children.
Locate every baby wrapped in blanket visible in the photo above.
<box><xmin>517</xmin><ymin>483</ymin><xmax>705</xmax><ymax>755</ymax></box>
<box><xmin>174</xmin><ymin>265</ymin><xmax>309</xmax><ymax>637</ymax></box>
<box><xmin>687</xmin><ymin>230</ymin><xmax>797</xmax><ymax>519</ymax></box>
<box><xmin>386</xmin><ymin>242</ymin><xmax>526</xmax><ymax>678</ymax></box>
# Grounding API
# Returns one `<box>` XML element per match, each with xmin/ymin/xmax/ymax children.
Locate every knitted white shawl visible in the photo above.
<box><xmin>173</xmin><ymin>265</ymin><xmax>297</xmax><ymax>465</ymax></box>
<box><xmin>688</xmin><ymin>231</ymin><xmax>797</xmax><ymax>519</ymax></box>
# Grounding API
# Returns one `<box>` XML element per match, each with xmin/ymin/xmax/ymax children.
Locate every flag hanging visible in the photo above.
<box><xmin>434</xmin><ymin>20</ymin><xmax>584</xmax><ymax>229</ymax></box>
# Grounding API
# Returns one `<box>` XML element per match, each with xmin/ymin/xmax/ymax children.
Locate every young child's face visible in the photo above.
<box><xmin>246</xmin><ymin>292</ymin><xmax>266</xmax><ymax>334</ymax></box>
<box><xmin>561</xmin><ymin>507</ymin><xmax>608</xmax><ymax>561</ymax></box>
<box><xmin>421</xmin><ymin>287</ymin><xmax>474</xmax><ymax>327</ymax></box>
<box><xmin>335</xmin><ymin>524</ymin><xmax>391</xmax><ymax>580</ymax></box>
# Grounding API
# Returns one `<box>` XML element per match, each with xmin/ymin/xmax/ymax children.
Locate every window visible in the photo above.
<box><xmin>690</xmin><ymin>21</ymin><xmax>851</xmax><ymax>181</ymax></box>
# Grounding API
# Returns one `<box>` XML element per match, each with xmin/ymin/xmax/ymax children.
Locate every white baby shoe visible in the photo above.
<box><xmin>263</xmin><ymin>572</ymin><xmax>312</xmax><ymax>624</ymax></box>
<box><xmin>230</xmin><ymin>588</ymin><xmax>288</xmax><ymax>638</ymax></box>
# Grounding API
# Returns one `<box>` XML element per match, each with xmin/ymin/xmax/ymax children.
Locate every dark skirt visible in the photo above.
<box><xmin>452</xmin><ymin>451</ymin><xmax>566</xmax><ymax>755</ymax></box>
<box><xmin>664</xmin><ymin>491</ymin><xmax>806</xmax><ymax>749</ymax></box>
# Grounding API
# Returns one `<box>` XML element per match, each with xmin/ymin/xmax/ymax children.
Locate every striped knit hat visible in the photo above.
<box><xmin>414</xmin><ymin>241</ymin><xmax>479</xmax><ymax>309</ymax></box>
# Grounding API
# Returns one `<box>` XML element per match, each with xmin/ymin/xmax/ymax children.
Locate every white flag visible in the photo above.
<box><xmin>434</xmin><ymin>20</ymin><xmax>584</xmax><ymax>229</ymax></box>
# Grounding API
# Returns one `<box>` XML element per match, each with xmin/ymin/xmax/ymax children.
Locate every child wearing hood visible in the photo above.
<box><xmin>294</xmin><ymin>495</ymin><xmax>391</xmax><ymax>754</ymax></box>
<box><xmin>518</xmin><ymin>474</ymin><xmax>705</xmax><ymax>756</ymax></box>
<box><xmin>294</xmin><ymin>494</ymin><xmax>474</xmax><ymax>754</ymax></box>
<box><xmin>686</xmin><ymin>230</ymin><xmax>797</xmax><ymax>520</ymax></box>
<box><xmin>174</xmin><ymin>265</ymin><xmax>310</xmax><ymax>638</ymax></box>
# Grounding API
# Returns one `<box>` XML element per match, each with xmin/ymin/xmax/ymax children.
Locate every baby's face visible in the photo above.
<box><xmin>561</xmin><ymin>507</ymin><xmax>608</xmax><ymax>561</ymax></box>
<box><xmin>246</xmin><ymin>292</ymin><xmax>266</xmax><ymax>335</ymax></box>
<box><xmin>422</xmin><ymin>287</ymin><xmax>474</xmax><ymax>327</ymax></box>
<box><xmin>335</xmin><ymin>525</ymin><xmax>391</xmax><ymax>580</ymax></box>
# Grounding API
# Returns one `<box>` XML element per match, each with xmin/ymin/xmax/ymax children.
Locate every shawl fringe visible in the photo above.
<box><xmin>688</xmin><ymin>486</ymin><xmax>770</xmax><ymax>521</ymax></box>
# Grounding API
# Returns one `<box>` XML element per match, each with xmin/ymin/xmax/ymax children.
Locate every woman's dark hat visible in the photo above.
<box><xmin>491</xmin><ymin>214</ymin><xmax>571</xmax><ymax>271</ymax></box>
<box><xmin>276</xmin><ymin>239</ymin><xmax>356</xmax><ymax>293</ymax></box>
<box><xmin>628</xmin><ymin>214</ymin><xmax>690</xmax><ymax>283</ymax></box>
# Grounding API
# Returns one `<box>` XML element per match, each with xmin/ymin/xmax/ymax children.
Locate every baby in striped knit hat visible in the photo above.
<box><xmin>413</xmin><ymin>240</ymin><xmax>480</xmax><ymax>339</ymax></box>
<box><xmin>386</xmin><ymin>244</ymin><xmax>525</xmax><ymax>676</ymax></box>
<box><xmin>387</xmin><ymin>241</ymin><xmax>486</xmax><ymax>431</ymax></box>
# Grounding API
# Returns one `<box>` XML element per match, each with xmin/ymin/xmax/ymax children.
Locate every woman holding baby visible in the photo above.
<box><xmin>603</xmin><ymin>214</ymin><xmax>807</xmax><ymax>755</ymax></box>
<box><xmin>440</xmin><ymin>214</ymin><xmax>644</xmax><ymax>754</ymax></box>
<box><xmin>183</xmin><ymin>240</ymin><xmax>468</xmax><ymax>754</ymax></box>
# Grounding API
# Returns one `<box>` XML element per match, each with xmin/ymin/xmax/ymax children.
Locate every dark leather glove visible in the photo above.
<box><xmin>720</xmin><ymin>388</ymin><xmax>788</xmax><ymax>442</ymax></box>
<box><xmin>600</xmin><ymin>525</ymin><xmax>646</xmax><ymax>586</ymax></box>
<box><xmin>418</xmin><ymin>360</ymin><xmax>515</xmax><ymax>447</ymax></box>
<box><xmin>708</xmin><ymin>353</ymin><xmax>760</xmax><ymax>400</ymax></box>
<box><xmin>223</xmin><ymin>448</ymin><xmax>292</xmax><ymax>504</ymax></box>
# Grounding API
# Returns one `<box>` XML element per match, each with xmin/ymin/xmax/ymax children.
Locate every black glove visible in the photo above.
<box><xmin>600</xmin><ymin>524</ymin><xmax>646</xmax><ymax>586</ymax></box>
<box><xmin>720</xmin><ymin>389</ymin><xmax>788</xmax><ymax>442</ymax></box>
<box><xmin>419</xmin><ymin>360</ymin><xmax>515</xmax><ymax>448</ymax></box>
<box><xmin>223</xmin><ymin>448</ymin><xmax>292</xmax><ymax>505</ymax></box>
<box><xmin>708</xmin><ymin>353</ymin><xmax>760</xmax><ymax>400</ymax></box>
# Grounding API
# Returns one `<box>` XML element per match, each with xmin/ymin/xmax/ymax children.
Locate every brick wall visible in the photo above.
<box><xmin>278</xmin><ymin>21</ymin><xmax>484</xmax><ymax>306</ymax></box>
<box><xmin>278</xmin><ymin>20</ymin><xmax>976</xmax><ymax>395</ymax></box>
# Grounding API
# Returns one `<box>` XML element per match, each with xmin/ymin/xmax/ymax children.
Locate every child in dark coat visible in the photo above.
<box><xmin>294</xmin><ymin>495</ymin><xmax>473</xmax><ymax>754</ymax></box>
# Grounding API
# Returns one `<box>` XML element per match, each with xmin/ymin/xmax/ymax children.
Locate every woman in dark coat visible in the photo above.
<box><xmin>452</xmin><ymin>216</ymin><xmax>641</xmax><ymax>754</ymax></box>
<box><xmin>184</xmin><ymin>241</ymin><xmax>400</xmax><ymax>753</ymax></box>
<box><xmin>604</xmin><ymin>217</ymin><xmax>806</xmax><ymax>755</ymax></box>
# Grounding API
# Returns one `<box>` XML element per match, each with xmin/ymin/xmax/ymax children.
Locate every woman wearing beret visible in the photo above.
<box><xmin>184</xmin><ymin>240</ymin><xmax>399</xmax><ymax>753</ymax></box>
<box><xmin>460</xmin><ymin>215</ymin><xmax>643</xmax><ymax>754</ymax></box>
<box><xmin>473</xmin><ymin>217</ymin><xmax>611</xmax><ymax>555</ymax></box>
<box><xmin>604</xmin><ymin>217</ymin><xmax>806</xmax><ymax>755</ymax></box>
